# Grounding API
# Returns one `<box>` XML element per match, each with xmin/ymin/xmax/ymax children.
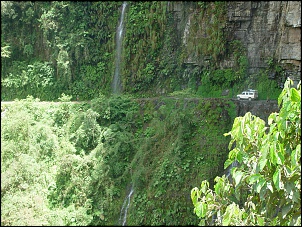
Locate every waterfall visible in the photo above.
<box><xmin>119</xmin><ymin>185</ymin><xmax>134</xmax><ymax>226</ymax></box>
<box><xmin>113</xmin><ymin>1</ymin><xmax>127</xmax><ymax>94</ymax></box>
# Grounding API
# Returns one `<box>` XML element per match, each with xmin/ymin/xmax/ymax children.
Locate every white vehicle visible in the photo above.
<box><xmin>237</xmin><ymin>89</ymin><xmax>258</xmax><ymax>101</ymax></box>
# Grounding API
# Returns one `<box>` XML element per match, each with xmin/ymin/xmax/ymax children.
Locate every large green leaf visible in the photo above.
<box><xmin>256</xmin><ymin>178</ymin><xmax>266</xmax><ymax>193</ymax></box>
<box><xmin>273</xmin><ymin>168</ymin><xmax>282</xmax><ymax>191</ymax></box>
<box><xmin>291</xmin><ymin>144</ymin><xmax>301</xmax><ymax>168</ymax></box>
<box><xmin>256</xmin><ymin>177</ymin><xmax>266</xmax><ymax>193</ymax></box>
<box><xmin>214</xmin><ymin>177</ymin><xmax>223</xmax><ymax>195</ymax></box>
<box><xmin>266</xmin><ymin>181</ymin><xmax>274</xmax><ymax>193</ymax></box>
<box><xmin>268</xmin><ymin>113</ymin><xmax>277</xmax><ymax>126</ymax></box>
<box><xmin>269</xmin><ymin>143</ymin><xmax>279</xmax><ymax>165</ymax></box>
<box><xmin>245</xmin><ymin>124</ymin><xmax>252</xmax><ymax>139</ymax></box>
<box><xmin>222</xmin><ymin>206</ymin><xmax>232</xmax><ymax>226</ymax></box>
<box><xmin>258</xmin><ymin>158</ymin><xmax>267</xmax><ymax>172</ymax></box>
<box><xmin>248</xmin><ymin>174</ymin><xmax>262</xmax><ymax>184</ymax></box>
<box><xmin>233</xmin><ymin>170</ymin><xmax>244</xmax><ymax>187</ymax></box>
<box><xmin>278</xmin><ymin>89</ymin><xmax>286</xmax><ymax>106</ymax></box>
<box><xmin>292</xmin><ymin>191</ymin><xmax>300</xmax><ymax>203</ymax></box>
<box><xmin>274</xmin><ymin>142</ymin><xmax>285</xmax><ymax>165</ymax></box>
<box><xmin>195</xmin><ymin>202</ymin><xmax>207</xmax><ymax>218</ymax></box>
<box><xmin>258</xmin><ymin>142</ymin><xmax>269</xmax><ymax>171</ymax></box>
<box><xmin>200</xmin><ymin>180</ymin><xmax>209</xmax><ymax>194</ymax></box>
<box><xmin>257</xmin><ymin>216</ymin><xmax>265</xmax><ymax>226</ymax></box>
<box><xmin>224</xmin><ymin>158</ymin><xmax>233</xmax><ymax>169</ymax></box>
<box><xmin>259</xmin><ymin>183</ymin><xmax>267</xmax><ymax>200</ymax></box>
<box><xmin>191</xmin><ymin>187</ymin><xmax>198</xmax><ymax>206</ymax></box>
<box><xmin>290</xmin><ymin>88</ymin><xmax>300</xmax><ymax>102</ymax></box>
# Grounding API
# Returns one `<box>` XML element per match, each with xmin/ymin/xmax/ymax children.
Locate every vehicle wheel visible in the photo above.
<box><xmin>248</xmin><ymin>97</ymin><xmax>251</xmax><ymax>101</ymax></box>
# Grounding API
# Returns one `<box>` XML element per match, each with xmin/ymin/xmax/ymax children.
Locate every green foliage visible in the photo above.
<box><xmin>225</xmin><ymin>100</ymin><xmax>237</xmax><ymax>122</ymax></box>
<box><xmin>196</xmin><ymin>39</ymin><xmax>249</xmax><ymax>98</ymax></box>
<box><xmin>23</xmin><ymin>44</ymin><xmax>34</xmax><ymax>57</ymax></box>
<box><xmin>124</xmin><ymin>97</ymin><xmax>234</xmax><ymax>225</ymax></box>
<box><xmin>58</xmin><ymin>93</ymin><xmax>72</xmax><ymax>102</ymax></box>
<box><xmin>71</xmin><ymin>62</ymin><xmax>107</xmax><ymax>100</ymax></box>
<box><xmin>69</xmin><ymin>109</ymin><xmax>102</xmax><ymax>153</ymax></box>
<box><xmin>266</xmin><ymin>57</ymin><xmax>284</xmax><ymax>77</ymax></box>
<box><xmin>191</xmin><ymin>78</ymin><xmax>301</xmax><ymax>225</ymax></box>
<box><xmin>168</xmin><ymin>88</ymin><xmax>198</xmax><ymax>98</ymax></box>
<box><xmin>91</xmin><ymin>94</ymin><xmax>139</xmax><ymax>127</ymax></box>
<box><xmin>123</xmin><ymin>2</ymin><xmax>170</xmax><ymax>94</ymax></box>
<box><xmin>1</xmin><ymin>61</ymin><xmax>55</xmax><ymax>100</ymax></box>
<box><xmin>48</xmin><ymin>154</ymin><xmax>94</xmax><ymax>208</ymax></box>
<box><xmin>1</xmin><ymin>2</ymin><xmax>119</xmax><ymax>100</ymax></box>
<box><xmin>186</xmin><ymin>2</ymin><xmax>227</xmax><ymax>62</ymax></box>
<box><xmin>1</xmin><ymin>45</ymin><xmax>11</xmax><ymax>58</ymax></box>
<box><xmin>1</xmin><ymin>93</ymin><xmax>238</xmax><ymax>226</ymax></box>
<box><xmin>256</xmin><ymin>71</ymin><xmax>282</xmax><ymax>100</ymax></box>
<box><xmin>211</xmin><ymin>68</ymin><xmax>236</xmax><ymax>88</ymax></box>
<box><xmin>197</xmin><ymin>71</ymin><xmax>224</xmax><ymax>98</ymax></box>
<box><xmin>0</xmin><ymin>1</ymin><xmax>293</xmax><ymax>101</ymax></box>
<box><xmin>242</xmin><ymin>57</ymin><xmax>283</xmax><ymax>101</ymax></box>
<box><xmin>1</xmin><ymin>97</ymin><xmax>94</xmax><ymax>226</ymax></box>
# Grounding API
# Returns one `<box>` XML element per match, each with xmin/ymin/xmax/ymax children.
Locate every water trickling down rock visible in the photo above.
<box><xmin>113</xmin><ymin>1</ymin><xmax>127</xmax><ymax>94</ymax></box>
<box><xmin>119</xmin><ymin>185</ymin><xmax>134</xmax><ymax>226</ymax></box>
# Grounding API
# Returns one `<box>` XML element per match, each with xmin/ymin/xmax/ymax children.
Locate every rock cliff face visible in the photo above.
<box><xmin>234</xmin><ymin>100</ymin><xmax>279</xmax><ymax>123</ymax></box>
<box><xmin>171</xmin><ymin>1</ymin><xmax>301</xmax><ymax>80</ymax></box>
<box><xmin>228</xmin><ymin>2</ymin><xmax>300</xmax><ymax>75</ymax></box>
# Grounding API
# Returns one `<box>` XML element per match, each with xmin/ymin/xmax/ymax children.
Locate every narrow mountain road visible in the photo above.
<box><xmin>1</xmin><ymin>98</ymin><xmax>277</xmax><ymax>106</ymax></box>
<box><xmin>1</xmin><ymin>98</ymin><xmax>279</xmax><ymax>122</ymax></box>
<box><xmin>1</xmin><ymin>101</ymin><xmax>86</xmax><ymax>105</ymax></box>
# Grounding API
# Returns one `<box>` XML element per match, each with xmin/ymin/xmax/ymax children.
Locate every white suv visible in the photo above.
<box><xmin>237</xmin><ymin>89</ymin><xmax>258</xmax><ymax>101</ymax></box>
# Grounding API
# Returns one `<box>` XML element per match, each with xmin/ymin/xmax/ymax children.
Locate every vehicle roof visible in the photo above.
<box><xmin>243</xmin><ymin>89</ymin><xmax>258</xmax><ymax>92</ymax></box>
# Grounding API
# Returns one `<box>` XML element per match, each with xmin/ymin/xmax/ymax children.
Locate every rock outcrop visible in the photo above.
<box><xmin>171</xmin><ymin>1</ymin><xmax>301</xmax><ymax>79</ymax></box>
<box><xmin>234</xmin><ymin>99</ymin><xmax>279</xmax><ymax>123</ymax></box>
<box><xmin>227</xmin><ymin>1</ymin><xmax>301</xmax><ymax>75</ymax></box>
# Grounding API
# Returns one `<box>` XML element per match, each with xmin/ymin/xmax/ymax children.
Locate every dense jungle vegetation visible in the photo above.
<box><xmin>1</xmin><ymin>1</ymin><xmax>299</xmax><ymax>226</ymax></box>
<box><xmin>1</xmin><ymin>80</ymin><xmax>300</xmax><ymax>226</ymax></box>
<box><xmin>1</xmin><ymin>1</ymin><xmax>283</xmax><ymax>100</ymax></box>
<box><xmin>1</xmin><ymin>93</ymin><xmax>236</xmax><ymax>225</ymax></box>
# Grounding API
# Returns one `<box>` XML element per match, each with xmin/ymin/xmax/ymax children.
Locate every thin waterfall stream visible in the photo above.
<box><xmin>112</xmin><ymin>1</ymin><xmax>127</xmax><ymax>94</ymax></box>
<box><xmin>119</xmin><ymin>184</ymin><xmax>134</xmax><ymax>226</ymax></box>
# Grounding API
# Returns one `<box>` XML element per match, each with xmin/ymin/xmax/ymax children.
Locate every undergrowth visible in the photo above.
<box><xmin>1</xmin><ymin>94</ymin><xmax>235</xmax><ymax>225</ymax></box>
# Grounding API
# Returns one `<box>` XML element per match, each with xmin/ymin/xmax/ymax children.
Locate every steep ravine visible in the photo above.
<box><xmin>122</xmin><ymin>96</ymin><xmax>280</xmax><ymax>225</ymax></box>
<box><xmin>0</xmin><ymin>96</ymin><xmax>281</xmax><ymax>226</ymax></box>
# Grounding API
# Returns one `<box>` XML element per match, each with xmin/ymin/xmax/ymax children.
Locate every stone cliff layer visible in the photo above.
<box><xmin>171</xmin><ymin>1</ymin><xmax>301</xmax><ymax>79</ymax></box>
